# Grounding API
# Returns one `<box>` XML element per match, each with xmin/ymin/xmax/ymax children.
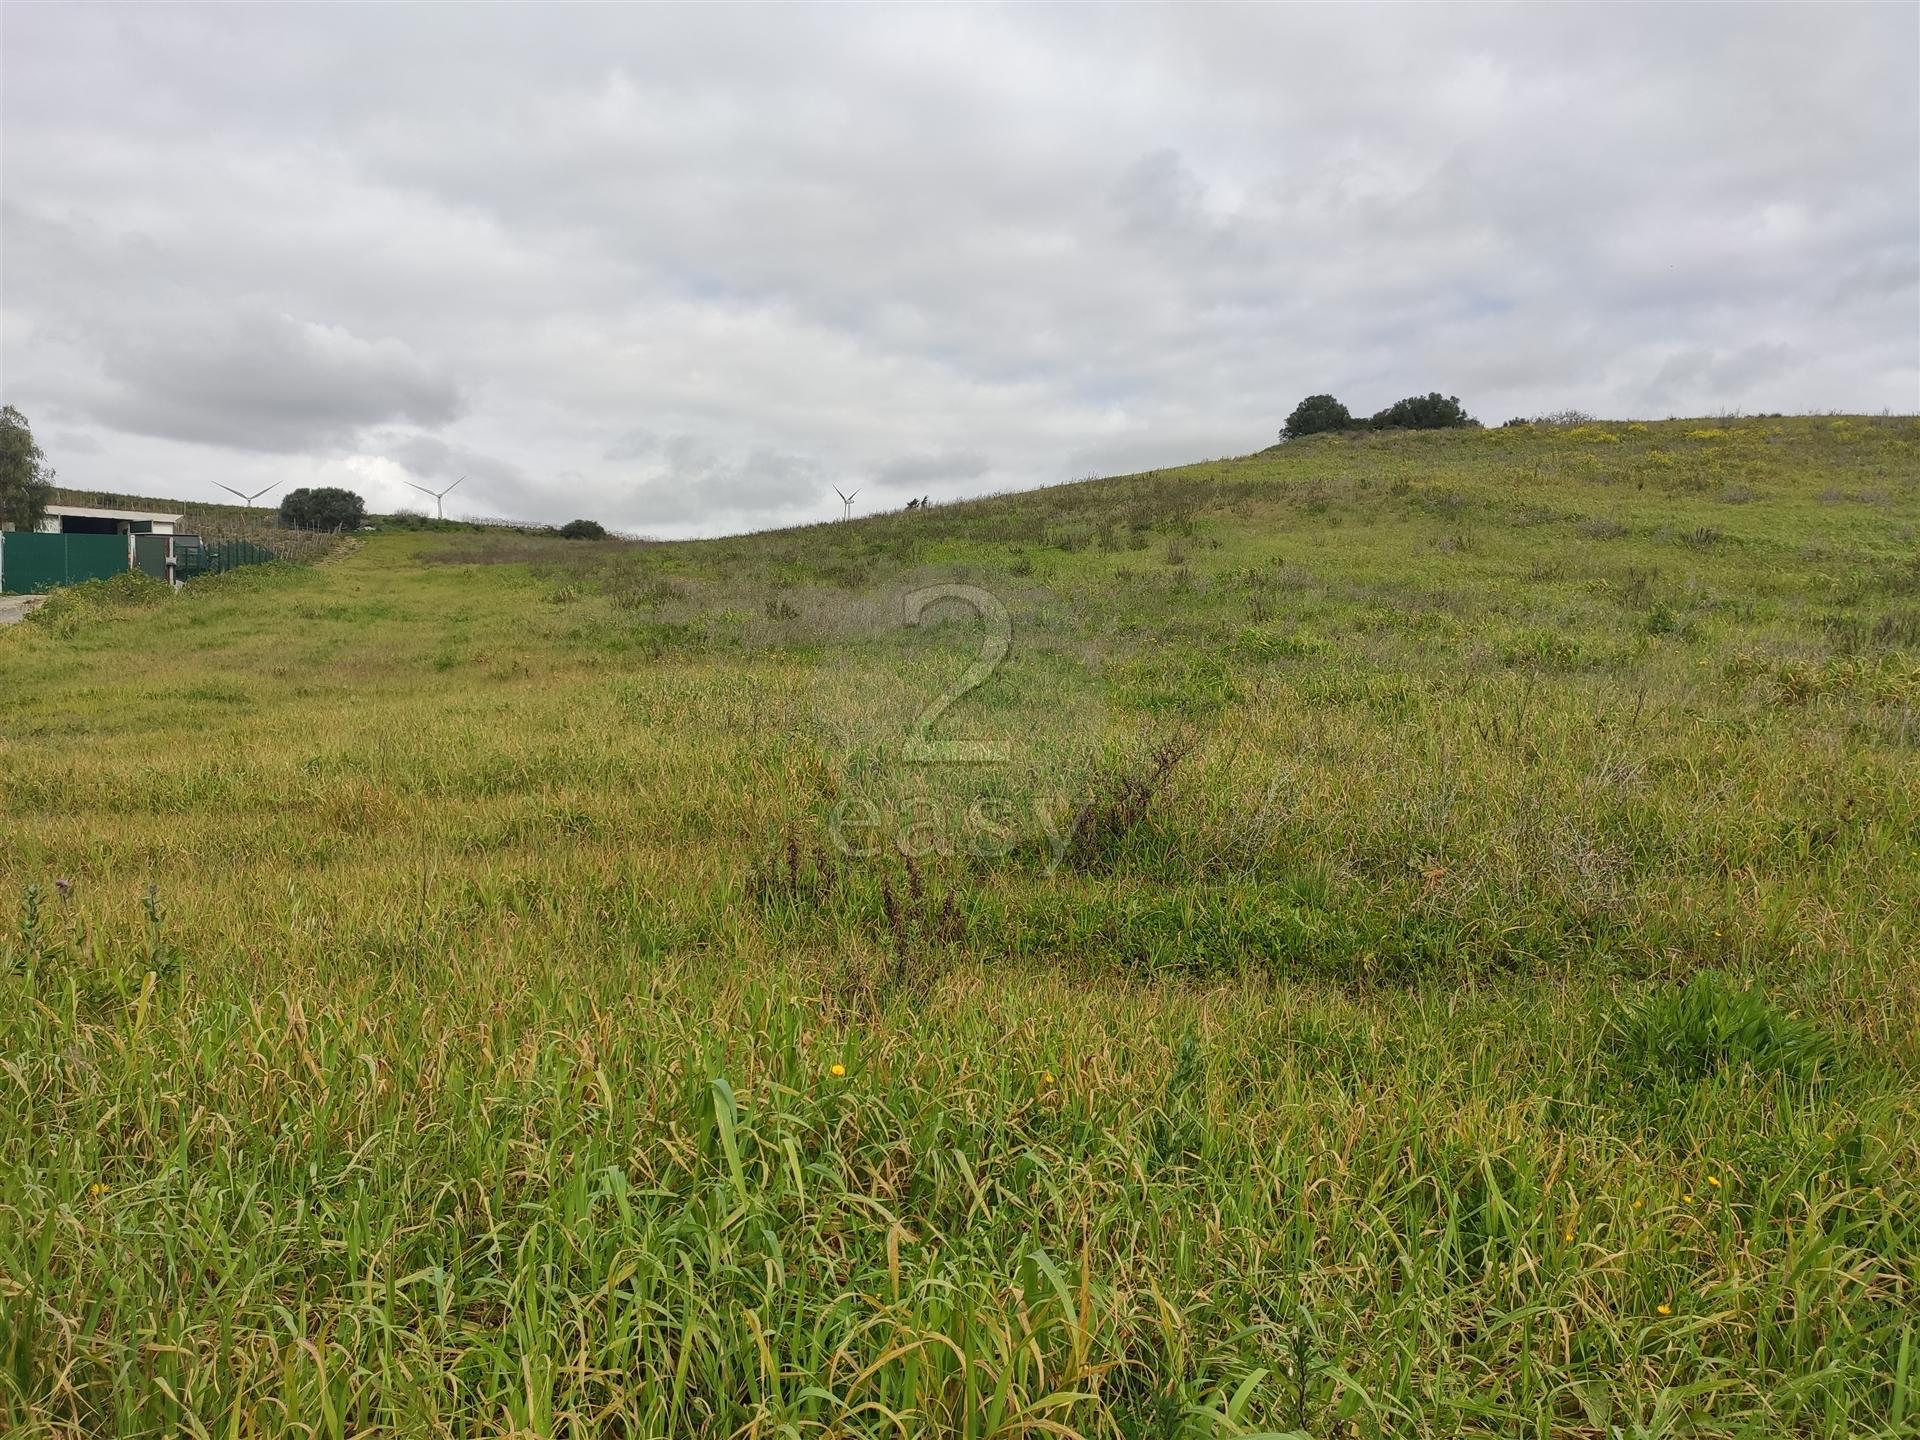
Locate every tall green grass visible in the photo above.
<box><xmin>2</xmin><ymin>416</ymin><xmax>1916</xmax><ymax>1436</ymax></box>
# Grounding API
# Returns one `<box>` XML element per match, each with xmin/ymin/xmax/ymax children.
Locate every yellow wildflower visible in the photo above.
<box><xmin>829</xmin><ymin>1063</ymin><xmax>846</xmax><ymax>1078</ymax></box>
<box><xmin>1707</xmin><ymin>1175</ymin><xmax>1721</xmax><ymax>1188</ymax></box>
<box><xmin>1041</xmin><ymin>1072</ymin><xmax>1056</xmax><ymax>1087</ymax></box>
<box><xmin>89</xmin><ymin>1183</ymin><xmax>107</xmax><ymax>1197</ymax></box>
<box><xmin>1657</xmin><ymin>1303</ymin><xmax>1671</xmax><ymax>1316</ymax></box>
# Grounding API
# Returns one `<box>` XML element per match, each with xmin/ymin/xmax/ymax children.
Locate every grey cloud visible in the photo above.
<box><xmin>875</xmin><ymin>451</ymin><xmax>991</xmax><ymax>488</ymax></box>
<box><xmin>604</xmin><ymin>429</ymin><xmax>660</xmax><ymax>462</ymax></box>
<box><xmin>2</xmin><ymin>5</ymin><xmax>1913</xmax><ymax>534</ymax></box>
<box><xmin>90</xmin><ymin>309</ymin><xmax>462</xmax><ymax>454</ymax></box>
<box><xmin>371</xmin><ymin>433</ymin><xmax>543</xmax><ymax>518</ymax></box>
<box><xmin>620</xmin><ymin>444</ymin><xmax>829</xmax><ymax>528</ymax></box>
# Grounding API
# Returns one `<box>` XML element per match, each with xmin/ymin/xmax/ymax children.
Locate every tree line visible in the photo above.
<box><xmin>1282</xmin><ymin>391</ymin><xmax>1477</xmax><ymax>440</ymax></box>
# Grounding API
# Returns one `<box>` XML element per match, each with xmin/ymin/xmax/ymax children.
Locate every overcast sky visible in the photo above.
<box><xmin>3</xmin><ymin>5</ymin><xmax>1915</xmax><ymax>536</ymax></box>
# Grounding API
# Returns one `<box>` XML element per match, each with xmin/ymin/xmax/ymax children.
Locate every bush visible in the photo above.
<box><xmin>1369</xmin><ymin>393</ymin><xmax>1477</xmax><ymax>431</ymax></box>
<box><xmin>1282</xmin><ymin>394</ymin><xmax>1353</xmax><ymax>440</ymax></box>
<box><xmin>25</xmin><ymin>570</ymin><xmax>171</xmax><ymax>636</ymax></box>
<box><xmin>558</xmin><ymin>519</ymin><xmax>608</xmax><ymax>540</ymax></box>
<box><xmin>279</xmin><ymin>487</ymin><xmax>365</xmax><ymax>531</ymax></box>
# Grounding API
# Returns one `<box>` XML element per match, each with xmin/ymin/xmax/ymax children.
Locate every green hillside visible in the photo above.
<box><xmin>3</xmin><ymin>415</ymin><xmax>1917</xmax><ymax>1436</ymax></box>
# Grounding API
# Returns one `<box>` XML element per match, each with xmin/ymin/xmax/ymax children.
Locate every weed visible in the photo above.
<box><xmin>1602</xmin><ymin>970</ymin><xmax>1835</xmax><ymax>1093</ymax></box>
<box><xmin>1064</xmin><ymin>733</ymin><xmax>1198</xmax><ymax>871</ymax></box>
<box><xmin>1146</xmin><ymin>1031</ymin><xmax>1206</xmax><ymax>1172</ymax></box>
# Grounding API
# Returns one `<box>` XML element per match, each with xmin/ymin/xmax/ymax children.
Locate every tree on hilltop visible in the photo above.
<box><xmin>1368</xmin><ymin>393</ymin><xmax>1478</xmax><ymax>430</ymax></box>
<box><xmin>1282</xmin><ymin>394</ymin><xmax>1353</xmax><ymax>439</ymax></box>
<box><xmin>279</xmin><ymin>487</ymin><xmax>366</xmax><ymax>531</ymax></box>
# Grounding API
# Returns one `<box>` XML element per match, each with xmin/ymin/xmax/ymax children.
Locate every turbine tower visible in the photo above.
<box><xmin>212</xmin><ymin>481</ymin><xmax>281</xmax><ymax>510</ymax></box>
<box><xmin>405</xmin><ymin>474</ymin><xmax>466</xmax><ymax>520</ymax></box>
<box><xmin>834</xmin><ymin>486</ymin><xmax>860</xmax><ymax>522</ymax></box>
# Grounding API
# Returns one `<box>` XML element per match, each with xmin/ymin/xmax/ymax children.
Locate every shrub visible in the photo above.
<box><xmin>279</xmin><ymin>487</ymin><xmax>365</xmax><ymax>531</ymax></box>
<box><xmin>1064</xmin><ymin>733</ymin><xmax>1198</xmax><ymax>871</ymax></box>
<box><xmin>1281</xmin><ymin>394</ymin><xmax>1353</xmax><ymax>440</ymax></box>
<box><xmin>1369</xmin><ymin>393</ymin><xmax>1478</xmax><ymax>431</ymax></box>
<box><xmin>25</xmin><ymin>570</ymin><xmax>170</xmax><ymax>636</ymax></box>
<box><xmin>558</xmin><ymin>519</ymin><xmax>608</xmax><ymax>540</ymax></box>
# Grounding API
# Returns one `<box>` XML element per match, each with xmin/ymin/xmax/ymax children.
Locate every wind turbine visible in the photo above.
<box><xmin>212</xmin><ymin>481</ymin><xmax>281</xmax><ymax>509</ymax></box>
<box><xmin>834</xmin><ymin>486</ymin><xmax>860</xmax><ymax>522</ymax></box>
<box><xmin>405</xmin><ymin>474</ymin><xmax>465</xmax><ymax>520</ymax></box>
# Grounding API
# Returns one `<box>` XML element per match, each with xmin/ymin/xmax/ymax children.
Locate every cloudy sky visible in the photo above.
<box><xmin>3</xmin><ymin>5</ymin><xmax>1915</xmax><ymax>536</ymax></box>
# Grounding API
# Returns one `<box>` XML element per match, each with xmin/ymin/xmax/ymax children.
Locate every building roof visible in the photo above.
<box><xmin>45</xmin><ymin>504</ymin><xmax>185</xmax><ymax>523</ymax></box>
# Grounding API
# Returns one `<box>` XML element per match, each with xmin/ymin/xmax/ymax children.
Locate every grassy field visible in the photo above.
<box><xmin>2</xmin><ymin>415</ymin><xmax>1917</xmax><ymax>1438</ymax></box>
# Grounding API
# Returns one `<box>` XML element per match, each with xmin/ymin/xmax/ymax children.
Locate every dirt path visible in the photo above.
<box><xmin>0</xmin><ymin>595</ymin><xmax>46</xmax><ymax>625</ymax></box>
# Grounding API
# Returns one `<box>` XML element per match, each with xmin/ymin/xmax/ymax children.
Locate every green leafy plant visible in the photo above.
<box><xmin>1603</xmin><ymin>970</ymin><xmax>1835</xmax><ymax>1092</ymax></box>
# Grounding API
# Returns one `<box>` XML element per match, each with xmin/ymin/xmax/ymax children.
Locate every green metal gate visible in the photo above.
<box><xmin>133</xmin><ymin>533</ymin><xmax>172</xmax><ymax>580</ymax></box>
<box><xmin>0</xmin><ymin>533</ymin><xmax>131</xmax><ymax>594</ymax></box>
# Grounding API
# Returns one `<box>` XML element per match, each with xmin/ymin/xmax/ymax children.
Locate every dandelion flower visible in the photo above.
<box><xmin>1683</xmin><ymin>1193</ymin><xmax>1695</xmax><ymax>1204</ymax></box>
<box><xmin>1707</xmin><ymin>1175</ymin><xmax>1721</xmax><ymax>1188</ymax></box>
<box><xmin>1632</xmin><ymin>1198</ymin><xmax>1643</xmax><ymax>1210</ymax></box>
<box><xmin>1656</xmin><ymin>1303</ymin><xmax>1671</xmax><ymax>1316</ymax></box>
<box><xmin>1041</xmin><ymin>1072</ymin><xmax>1056</xmax><ymax>1087</ymax></box>
<box><xmin>829</xmin><ymin>1063</ymin><xmax>846</xmax><ymax>1078</ymax></box>
<box><xmin>88</xmin><ymin>1183</ymin><xmax>107</xmax><ymax>1197</ymax></box>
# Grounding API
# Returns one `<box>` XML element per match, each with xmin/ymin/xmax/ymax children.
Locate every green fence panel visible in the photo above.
<box><xmin>173</xmin><ymin>538</ymin><xmax>277</xmax><ymax>583</ymax></box>
<box><xmin>0</xmin><ymin>533</ymin><xmax>131</xmax><ymax>594</ymax></box>
<box><xmin>2</xmin><ymin>532</ymin><xmax>281</xmax><ymax>592</ymax></box>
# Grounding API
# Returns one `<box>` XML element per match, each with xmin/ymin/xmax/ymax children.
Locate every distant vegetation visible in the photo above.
<box><xmin>277</xmin><ymin>485</ymin><xmax>366</xmax><ymax>531</ymax></box>
<box><xmin>558</xmin><ymin>517</ymin><xmax>608</xmax><ymax>539</ymax></box>
<box><xmin>0</xmin><ymin>404</ymin><xmax>54</xmax><ymax>531</ymax></box>
<box><xmin>1281</xmin><ymin>392</ymin><xmax>1352</xmax><ymax>438</ymax></box>
<box><xmin>1283</xmin><ymin>389</ymin><xmax>1478</xmax><ymax>440</ymax></box>
<box><xmin>2</xmin><ymin>415</ymin><xmax>1916</xmax><ymax>1436</ymax></box>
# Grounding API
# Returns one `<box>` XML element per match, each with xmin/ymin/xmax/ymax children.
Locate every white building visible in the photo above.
<box><xmin>35</xmin><ymin>504</ymin><xmax>183</xmax><ymax>536</ymax></box>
